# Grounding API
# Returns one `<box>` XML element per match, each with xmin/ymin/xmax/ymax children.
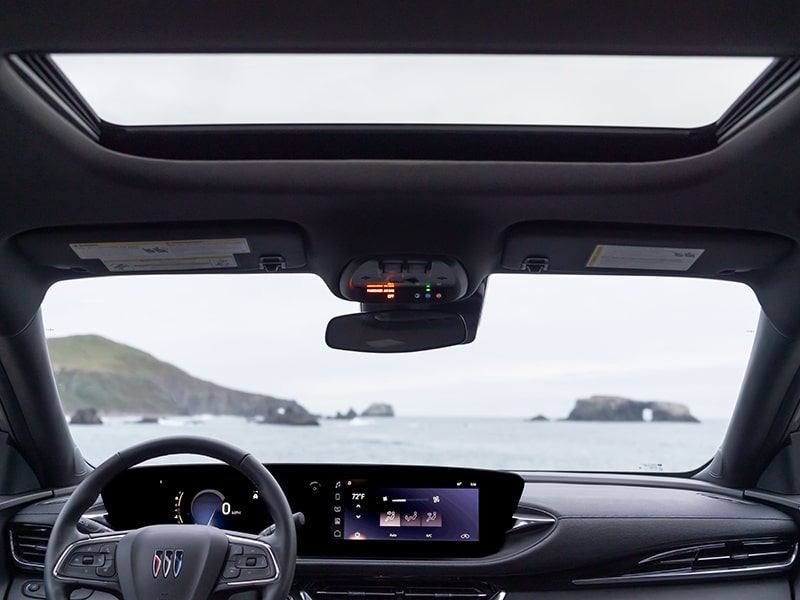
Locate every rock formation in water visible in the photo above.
<box><xmin>331</xmin><ymin>408</ymin><xmax>358</xmax><ymax>420</ymax></box>
<box><xmin>70</xmin><ymin>407</ymin><xmax>103</xmax><ymax>425</ymax></box>
<box><xmin>362</xmin><ymin>403</ymin><xmax>395</xmax><ymax>417</ymax></box>
<box><xmin>566</xmin><ymin>395</ymin><xmax>699</xmax><ymax>422</ymax></box>
<box><xmin>259</xmin><ymin>404</ymin><xmax>319</xmax><ymax>426</ymax></box>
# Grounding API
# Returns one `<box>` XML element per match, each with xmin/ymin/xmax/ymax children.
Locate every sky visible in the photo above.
<box><xmin>52</xmin><ymin>54</ymin><xmax>771</xmax><ymax>128</ymax></box>
<box><xmin>38</xmin><ymin>54</ymin><xmax>768</xmax><ymax>421</ymax></box>
<box><xmin>41</xmin><ymin>274</ymin><xmax>760</xmax><ymax>421</ymax></box>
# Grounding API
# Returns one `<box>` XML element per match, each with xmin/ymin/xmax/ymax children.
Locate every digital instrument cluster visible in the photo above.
<box><xmin>102</xmin><ymin>465</ymin><xmax>269</xmax><ymax>534</ymax></box>
<box><xmin>101</xmin><ymin>464</ymin><xmax>523</xmax><ymax>559</ymax></box>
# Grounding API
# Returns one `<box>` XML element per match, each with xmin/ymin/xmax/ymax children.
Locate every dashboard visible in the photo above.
<box><xmin>100</xmin><ymin>464</ymin><xmax>524</xmax><ymax>558</ymax></box>
<box><xmin>6</xmin><ymin>465</ymin><xmax>800</xmax><ymax>600</ymax></box>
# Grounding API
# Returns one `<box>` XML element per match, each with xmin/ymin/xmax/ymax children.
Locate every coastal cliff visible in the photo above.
<box><xmin>49</xmin><ymin>335</ymin><xmax>319</xmax><ymax>425</ymax></box>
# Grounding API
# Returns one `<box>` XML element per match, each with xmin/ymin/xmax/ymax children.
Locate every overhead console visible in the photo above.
<box><xmin>339</xmin><ymin>257</ymin><xmax>469</xmax><ymax>305</ymax></box>
<box><xmin>326</xmin><ymin>257</ymin><xmax>479</xmax><ymax>353</ymax></box>
<box><xmin>101</xmin><ymin>464</ymin><xmax>524</xmax><ymax>559</ymax></box>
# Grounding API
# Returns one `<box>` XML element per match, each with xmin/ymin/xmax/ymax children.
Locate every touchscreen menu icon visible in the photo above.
<box><xmin>381</xmin><ymin>510</ymin><xmax>400</xmax><ymax>526</ymax></box>
<box><xmin>424</xmin><ymin>511</ymin><xmax>442</xmax><ymax>527</ymax></box>
<box><xmin>401</xmin><ymin>510</ymin><xmax>420</xmax><ymax>527</ymax></box>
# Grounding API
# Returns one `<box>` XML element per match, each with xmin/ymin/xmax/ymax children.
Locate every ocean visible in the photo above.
<box><xmin>68</xmin><ymin>416</ymin><xmax>730</xmax><ymax>473</ymax></box>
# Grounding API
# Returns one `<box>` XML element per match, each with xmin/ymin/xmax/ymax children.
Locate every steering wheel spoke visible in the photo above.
<box><xmin>215</xmin><ymin>533</ymin><xmax>280</xmax><ymax>592</ymax></box>
<box><xmin>53</xmin><ymin>533</ymin><xmax>124</xmax><ymax>594</ymax></box>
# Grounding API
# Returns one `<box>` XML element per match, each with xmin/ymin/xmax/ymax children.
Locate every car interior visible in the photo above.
<box><xmin>2</xmin><ymin>2</ymin><xmax>800</xmax><ymax>600</ymax></box>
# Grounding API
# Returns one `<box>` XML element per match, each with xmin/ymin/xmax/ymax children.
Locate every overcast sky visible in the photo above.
<box><xmin>52</xmin><ymin>54</ymin><xmax>770</xmax><ymax>128</ymax></box>
<box><xmin>39</xmin><ymin>54</ymin><xmax>768</xmax><ymax>421</ymax></box>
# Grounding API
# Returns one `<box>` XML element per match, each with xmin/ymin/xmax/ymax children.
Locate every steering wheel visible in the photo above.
<box><xmin>44</xmin><ymin>437</ymin><xmax>297</xmax><ymax>600</ymax></box>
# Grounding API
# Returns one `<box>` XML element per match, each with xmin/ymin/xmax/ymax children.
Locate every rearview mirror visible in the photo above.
<box><xmin>325</xmin><ymin>310</ymin><xmax>467</xmax><ymax>353</ymax></box>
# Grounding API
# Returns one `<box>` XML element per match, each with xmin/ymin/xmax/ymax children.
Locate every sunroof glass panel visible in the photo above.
<box><xmin>50</xmin><ymin>54</ymin><xmax>772</xmax><ymax>128</ymax></box>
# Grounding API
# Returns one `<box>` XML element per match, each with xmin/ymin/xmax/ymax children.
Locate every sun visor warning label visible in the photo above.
<box><xmin>586</xmin><ymin>244</ymin><xmax>704</xmax><ymax>271</ymax></box>
<box><xmin>70</xmin><ymin>238</ymin><xmax>250</xmax><ymax>272</ymax></box>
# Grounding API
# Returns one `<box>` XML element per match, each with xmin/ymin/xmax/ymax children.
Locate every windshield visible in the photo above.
<box><xmin>41</xmin><ymin>274</ymin><xmax>759</xmax><ymax>472</ymax></box>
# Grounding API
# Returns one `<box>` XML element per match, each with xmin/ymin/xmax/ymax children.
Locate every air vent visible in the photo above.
<box><xmin>310</xmin><ymin>586</ymin><xmax>494</xmax><ymax>600</ymax></box>
<box><xmin>639</xmin><ymin>538</ymin><xmax>796</xmax><ymax>574</ymax></box>
<box><xmin>574</xmin><ymin>538</ymin><xmax>797</xmax><ymax>585</ymax></box>
<box><xmin>509</xmin><ymin>505</ymin><xmax>557</xmax><ymax>532</ymax></box>
<box><xmin>314</xmin><ymin>588</ymin><xmax>396</xmax><ymax>600</ymax></box>
<box><xmin>9</xmin><ymin>524</ymin><xmax>51</xmax><ymax>570</ymax></box>
<box><xmin>405</xmin><ymin>587</ymin><xmax>490</xmax><ymax>600</ymax></box>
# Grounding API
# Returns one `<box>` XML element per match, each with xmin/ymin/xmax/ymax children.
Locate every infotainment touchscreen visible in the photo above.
<box><xmin>333</xmin><ymin>480</ymin><xmax>479</xmax><ymax>542</ymax></box>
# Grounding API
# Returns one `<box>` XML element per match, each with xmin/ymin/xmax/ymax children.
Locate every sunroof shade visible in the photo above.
<box><xmin>51</xmin><ymin>54</ymin><xmax>771</xmax><ymax>128</ymax></box>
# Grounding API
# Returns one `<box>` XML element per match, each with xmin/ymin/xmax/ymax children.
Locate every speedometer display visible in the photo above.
<box><xmin>175</xmin><ymin>486</ymin><xmax>262</xmax><ymax>529</ymax></box>
<box><xmin>175</xmin><ymin>489</ymin><xmax>245</xmax><ymax>527</ymax></box>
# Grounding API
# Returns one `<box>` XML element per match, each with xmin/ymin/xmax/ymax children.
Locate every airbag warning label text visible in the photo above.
<box><xmin>586</xmin><ymin>244</ymin><xmax>704</xmax><ymax>271</ymax></box>
<box><xmin>69</xmin><ymin>238</ymin><xmax>250</xmax><ymax>272</ymax></box>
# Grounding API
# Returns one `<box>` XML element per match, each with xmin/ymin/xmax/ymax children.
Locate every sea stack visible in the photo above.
<box><xmin>362</xmin><ymin>403</ymin><xmax>395</xmax><ymax>417</ymax></box>
<box><xmin>566</xmin><ymin>396</ymin><xmax>699</xmax><ymax>422</ymax></box>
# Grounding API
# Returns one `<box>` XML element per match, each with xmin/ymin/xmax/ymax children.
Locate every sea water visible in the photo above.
<box><xmin>68</xmin><ymin>416</ymin><xmax>729</xmax><ymax>473</ymax></box>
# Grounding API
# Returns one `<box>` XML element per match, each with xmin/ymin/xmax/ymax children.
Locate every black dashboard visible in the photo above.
<box><xmin>100</xmin><ymin>464</ymin><xmax>524</xmax><ymax>559</ymax></box>
<box><xmin>6</xmin><ymin>465</ymin><xmax>800</xmax><ymax>600</ymax></box>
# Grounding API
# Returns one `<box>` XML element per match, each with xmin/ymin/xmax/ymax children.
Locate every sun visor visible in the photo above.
<box><xmin>12</xmin><ymin>222</ymin><xmax>306</xmax><ymax>275</ymax></box>
<box><xmin>500</xmin><ymin>224</ymin><xmax>794</xmax><ymax>277</ymax></box>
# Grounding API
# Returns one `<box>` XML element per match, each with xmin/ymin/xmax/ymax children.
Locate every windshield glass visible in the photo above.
<box><xmin>42</xmin><ymin>274</ymin><xmax>759</xmax><ymax>472</ymax></box>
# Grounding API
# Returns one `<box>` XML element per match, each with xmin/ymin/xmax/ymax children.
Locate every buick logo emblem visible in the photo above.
<box><xmin>152</xmin><ymin>549</ymin><xmax>184</xmax><ymax>578</ymax></box>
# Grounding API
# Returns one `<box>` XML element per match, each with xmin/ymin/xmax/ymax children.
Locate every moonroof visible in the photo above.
<box><xmin>51</xmin><ymin>54</ymin><xmax>771</xmax><ymax>128</ymax></box>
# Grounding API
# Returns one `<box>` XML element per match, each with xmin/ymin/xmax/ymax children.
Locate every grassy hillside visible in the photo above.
<box><xmin>48</xmin><ymin>334</ymin><xmax>186</xmax><ymax>377</ymax></box>
<box><xmin>47</xmin><ymin>335</ymin><xmax>316</xmax><ymax>422</ymax></box>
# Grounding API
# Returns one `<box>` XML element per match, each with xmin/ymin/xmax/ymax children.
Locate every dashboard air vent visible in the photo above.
<box><xmin>574</xmin><ymin>538</ymin><xmax>797</xmax><ymax>585</ymax></box>
<box><xmin>9</xmin><ymin>524</ymin><xmax>51</xmax><ymax>570</ymax></box>
<box><xmin>405</xmin><ymin>588</ymin><xmax>490</xmax><ymax>600</ymax></box>
<box><xmin>310</xmin><ymin>586</ymin><xmax>494</xmax><ymax>600</ymax></box>
<box><xmin>639</xmin><ymin>538</ymin><xmax>796</xmax><ymax>573</ymax></box>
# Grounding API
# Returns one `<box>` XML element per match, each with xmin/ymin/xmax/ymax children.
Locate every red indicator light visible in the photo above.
<box><xmin>435</xmin><ymin>293</ymin><xmax>443</xmax><ymax>299</ymax></box>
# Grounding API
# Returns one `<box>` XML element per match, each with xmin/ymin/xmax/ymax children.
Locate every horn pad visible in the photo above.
<box><xmin>116</xmin><ymin>525</ymin><xmax>229</xmax><ymax>600</ymax></box>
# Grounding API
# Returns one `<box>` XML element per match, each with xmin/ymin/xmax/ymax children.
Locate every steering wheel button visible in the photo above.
<box><xmin>240</xmin><ymin>567</ymin><xmax>274</xmax><ymax>580</ymax></box>
<box><xmin>223</xmin><ymin>563</ymin><xmax>241</xmax><ymax>579</ymax></box>
<box><xmin>63</xmin><ymin>565</ymin><xmax>94</xmax><ymax>578</ymax></box>
<box><xmin>99</xmin><ymin>544</ymin><xmax>116</xmax><ymax>556</ymax></box>
<box><xmin>235</xmin><ymin>554</ymin><xmax>269</xmax><ymax>568</ymax></box>
<box><xmin>229</xmin><ymin>544</ymin><xmax>244</xmax><ymax>556</ymax></box>
<box><xmin>96</xmin><ymin>561</ymin><xmax>116</xmax><ymax>578</ymax></box>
